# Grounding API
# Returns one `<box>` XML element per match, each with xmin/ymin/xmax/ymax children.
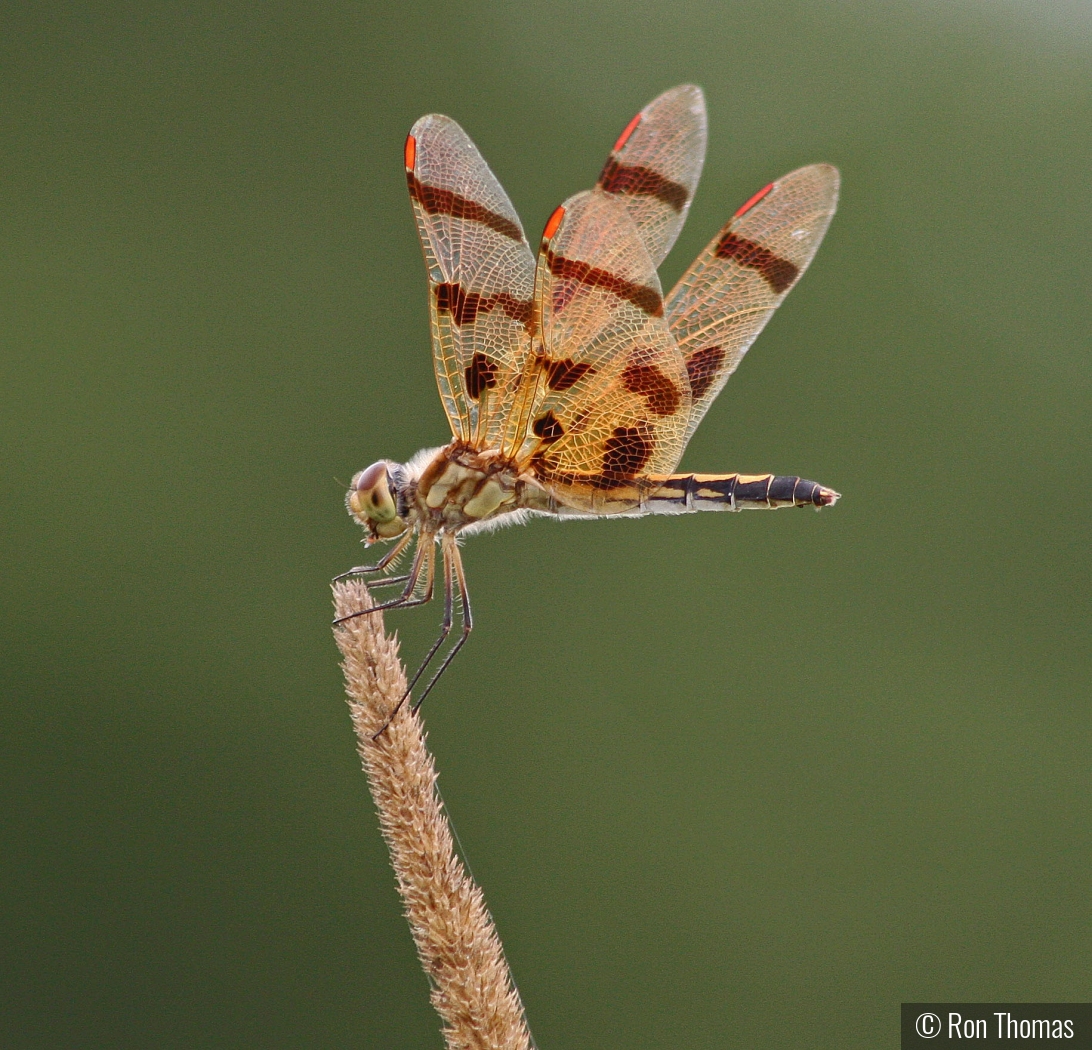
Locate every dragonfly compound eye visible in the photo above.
<box><xmin>348</xmin><ymin>460</ymin><xmax>402</xmax><ymax>534</ymax></box>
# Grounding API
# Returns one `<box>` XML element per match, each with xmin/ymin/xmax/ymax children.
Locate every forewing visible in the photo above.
<box><xmin>666</xmin><ymin>163</ymin><xmax>839</xmax><ymax>444</ymax></box>
<box><xmin>406</xmin><ymin>115</ymin><xmax>536</xmax><ymax>444</ymax></box>
<box><xmin>514</xmin><ymin>191</ymin><xmax>691</xmax><ymax>512</ymax></box>
<box><xmin>595</xmin><ymin>84</ymin><xmax>707</xmax><ymax>267</ymax></box>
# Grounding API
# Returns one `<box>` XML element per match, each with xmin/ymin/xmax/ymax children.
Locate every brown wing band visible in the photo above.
<box><xmin>535</xmin><ymin>425</ymin><xmax>654</xmax><ymax>491</ymax></box>
<box><xmin>621</xmin><ymin>363</ymin><xmax>682</xmax><ymax>416</ymax></box>
<box><xmin>544</xmin><ymin>357</ymin><xmax>596</xmax><ymax>391</ymax></box>
<box><xmin>545</xmin><ymin>250</ymin><xmax>663</xmax><ymax>317</ymax></box>
<box><xmin>715</xmin><ymin>230</ymin><xmax>799</xmax><ymax>294</ymax></box>
<box><xmin>408</xmin><ymin>171</ymin><xmax>524</xmax><ymax>242</ymax></box>
<box><xmin>531</xmin><ymin>411</ymin><xmax>564</xmax><ymax>442</ymax></box>
<box><xmin>684</xmin><ymin>346</ymin><xmax>725</xmax><ymax>400</ymax></box>
<box><xmin>464</xmin><ymin>353</ymin><xmax>500</xmax><ymax>399</ymax></box>
<box><xmin>597</xmin><ymin>157</ymin><xmax>689</xmax><ymax>212</ymax></box>
<box><xmin>435</xmin><ymin>282</ymin><xmax>532</xmax><ymax>327</ymax></box>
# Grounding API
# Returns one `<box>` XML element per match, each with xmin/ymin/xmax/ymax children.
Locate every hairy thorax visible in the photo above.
<box><xmin>413</xmin><ymin>443</ymin><xmax>553</xmax><ymax>531</ymax></box>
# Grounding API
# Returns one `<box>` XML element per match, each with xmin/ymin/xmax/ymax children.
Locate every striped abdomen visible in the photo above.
<box><xmin>642</xmin><ymin>472</ymin><xmax>839</xmax><ymax>513</ymax></box>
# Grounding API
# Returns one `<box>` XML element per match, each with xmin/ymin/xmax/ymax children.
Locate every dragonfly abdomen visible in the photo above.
<box><xmin>644</xmin><ymin>473</ymin><xmax>839</xmax><ymax>513</ymax></box>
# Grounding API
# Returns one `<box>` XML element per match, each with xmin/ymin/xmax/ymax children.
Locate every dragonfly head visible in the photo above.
<box><xmin>347</xmin><ymin>460</ymin><xmax>408</xmax><ymax>542</ymax></box>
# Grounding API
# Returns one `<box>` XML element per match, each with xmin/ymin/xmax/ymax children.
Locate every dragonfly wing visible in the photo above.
<box><xmin>595</xmin><ymin>84</ymin><xmax>707</xmax><ymax>267</ymax></box>
<box><xmin>406</xmin><ymin>115</ymin><xmax>536</xmax><ymax>445</ymax></box>
<box><xmin>666</xmin><ymin>163</ymin><xmax>839</xmax><ymax>444</ymax></box>
<box><xmin>511</xmin><ymin>190</ymin><xmax>691</xmax><ymax>512</ymax></box>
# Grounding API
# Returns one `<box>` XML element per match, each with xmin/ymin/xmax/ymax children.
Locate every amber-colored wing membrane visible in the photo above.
<box><xmin>595</xmin><ymin>84</ymin><xmax>707</xmax><ymax>267</ymax></box>
<box><xmin>666</xmin><ymin>163</ymin><xmax>840</xmax><ymax>443</ymax></box>
<box><xmin>508</xmin><ymin>191</ymin><xmax>691</xmax><ymax>512</ymax></box>
<box><xmin>405</xmin><ymin>115</ymin><xmax>536</xmax><ymax>445</ymax></box>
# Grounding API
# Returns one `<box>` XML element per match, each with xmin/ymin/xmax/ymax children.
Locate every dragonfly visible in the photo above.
<box><xmin>337</xmin><ymin>85</ymin><xmax>840</xmax><ymax>734</ymax></box>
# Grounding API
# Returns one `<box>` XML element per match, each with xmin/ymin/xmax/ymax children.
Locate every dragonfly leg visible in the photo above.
<box><xmin>403</xmin><ymin>540</ymin><xmax>455</xmax><ymax>697</ymax></box>
<box><xmin>410</xmin><ymin>538</ymin><xmax>473</xmax><ymax>715</ymax></box>
<box><xmin>371</xmin><ymin>538</ymin><xmax>456</xmax><ymax>739</ymax></box>
<box><xmin>361</xmin><ymin>573</ymin><xmax>411</xmax><ymax>590</ymax></box>
<box><xmin>333</xmin><ymin>530</ymin><xmax>414</xmax><ymax>581</ymax></box>
<box><xmin>332</xmin><ymin>537</ymin><xmax>434</xmax><ymax>625</ymax></box>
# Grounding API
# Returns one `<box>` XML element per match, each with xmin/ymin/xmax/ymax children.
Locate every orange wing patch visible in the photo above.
<box><xmin>613</xmin><ymin>111</ymin><xmax>643</xmax><ymax>152</ymax></box>
<box><xmin>542</xmin><ymin>204</ymin><xmax>566</xmax><ymax>240</ymax></box>
<box><xmin>733</xmin><ymin>181</ymin><xmax>773</xmax><ymax>218</ymax></box>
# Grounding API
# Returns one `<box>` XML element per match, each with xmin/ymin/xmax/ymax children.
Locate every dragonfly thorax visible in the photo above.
<box><xmin>415</xmin><ymin>443</ymin><xmax>525</xmax><ymax>528</ymax></box>
<box><xmin>347</xmin><ymin>443</ymin><xmax>552</xmax><ymax>544</ymax></box>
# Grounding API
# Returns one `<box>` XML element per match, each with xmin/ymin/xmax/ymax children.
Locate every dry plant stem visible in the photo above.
<box><xmin>332</xmin><ymin>580</ymin><xmax>532</xmax><ymax>1050</ymax></box>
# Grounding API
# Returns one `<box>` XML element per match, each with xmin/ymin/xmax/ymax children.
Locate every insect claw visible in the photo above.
<box><xmin>333</xmin><ymin>564</ymin><xmax>383</xmax><ymax>581</ymax></box>
<box><xmin>332</xmin><ymin>607</ymin><xmax>384</xmax><ymax>625</ymax></box>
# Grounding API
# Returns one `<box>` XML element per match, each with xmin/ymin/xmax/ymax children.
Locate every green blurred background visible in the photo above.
<box><xmin>2</xmin><ymin>1</ymin><xmax>1090</xmax><ymax>1047</ymax></box>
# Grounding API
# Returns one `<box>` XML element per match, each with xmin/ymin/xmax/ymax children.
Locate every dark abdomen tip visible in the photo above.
<box><xmin>777</xmin><ymin>476</ymin><xmax>840</xmax><ymax>507</ymax></box>
<box><xmin>809</xmin><ymin>481</ymin><xmax>840</xmax><ymax>507</ymax></box>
